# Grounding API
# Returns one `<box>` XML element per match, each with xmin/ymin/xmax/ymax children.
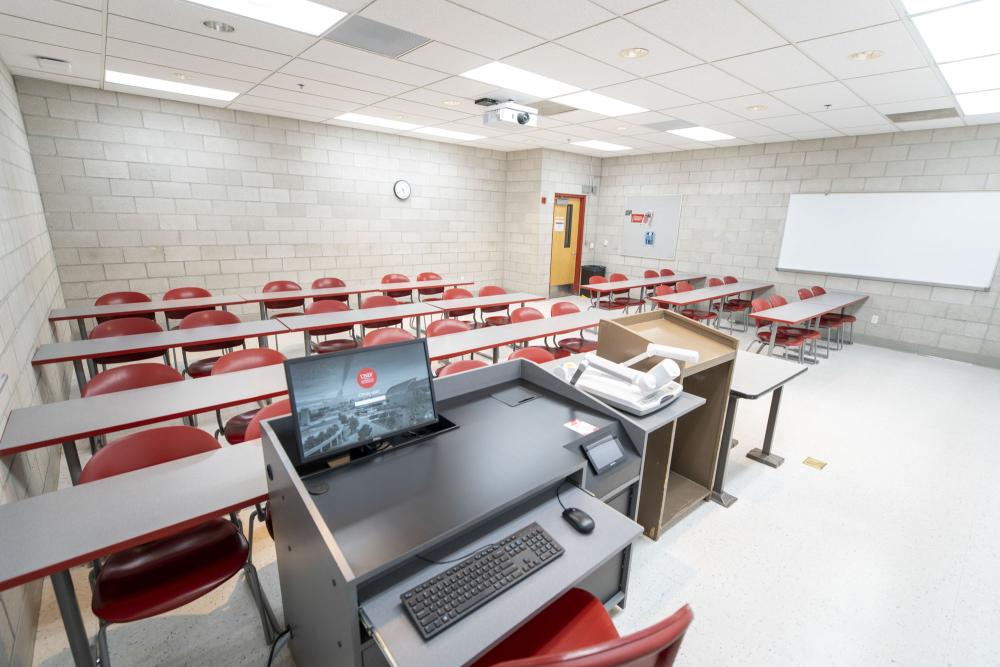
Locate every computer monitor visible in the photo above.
<box><xmin>284</xmin><ymin>338</ymin><xmax>438</xmax><ymax>467</ymax></box>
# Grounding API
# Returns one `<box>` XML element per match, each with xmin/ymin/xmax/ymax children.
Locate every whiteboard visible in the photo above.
<box><xmin>621</xmin><ymin>195</ymin><xmax>682</xmax><ymax>261</ymax></box>
<box><xmin>778</xmin><ymin>193</ymin><xmax>1000</xmax><ymax>290</ymax></box>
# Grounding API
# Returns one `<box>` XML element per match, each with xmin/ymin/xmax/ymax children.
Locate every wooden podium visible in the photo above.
<box><xmin>596</xmin><ymin>310</ymin><xmax>738</xmax><ymax>539</ymax></box>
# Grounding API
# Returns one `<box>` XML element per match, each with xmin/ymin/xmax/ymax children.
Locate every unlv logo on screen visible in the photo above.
<box><xmin>357</xmin><ymin>367</ymin><xmax>377</xmax><ymax>389</ymax></box>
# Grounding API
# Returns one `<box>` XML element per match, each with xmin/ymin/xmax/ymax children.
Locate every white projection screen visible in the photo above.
<box><xmin>778</xmin><ymin>193</ymin><xmax>1000</xmax><ymax>290</ymax></box>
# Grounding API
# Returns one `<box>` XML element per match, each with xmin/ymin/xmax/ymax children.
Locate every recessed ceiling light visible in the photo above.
<box><xmin>619</xmin><ymin>47</ymin><xmax>649</xmax><ymax>59</ymax></box>
<box><xmin>571</xmin><ymin>140</ymin><xmax>632</xmax><ymax>151</ymax></box>
<box><xmin>188</xmin><ymin>0</ymin><xmax>345</xmax><ymax>36</ymax></box>
<box><xmin>955</xmin><ymin>89</ymin><xmax>1000</xmax><ymax>116</ymax></box>
<box><xmin>901</xmin><ymin>0</ymin><xmax>966</xmax><ymax>15</ymax></box>
<box><xmin>667</xmin><ymin>126</ymin><xmax>734</xmax><ymax>141</ymax></box>
<box><xmin>459</xmin><ymin>62</ymin><xmax>580</xmax><ymax>98</ymax></box>
<box><xmin>616</xmin><ymin>125</ymin><xmax>628</xmax><ymax>131</ymax></box>
<box><xmin>940</xmin><ymin>53</ymin><xmax>1000</xmax><ymax>94</ymax></box>
<box><xmin>202</xmin><ymin>19</ymin><xmax>235</xmax><ymax>32</ymax></box>
<box><xmin>848</xmin><ymin>50</ymin><xmax>883</xmax><ymax>61</ymax></box>
<box><xmin>104</xmin><ymin>70</ymin><xmax>238</xmax><ymax>101</ymax></box>
<box><xmin>552</xmin><ymin>91</ymin><xmax>647</xmax><ymax>117</ymax></box>
<box><xmin>911</xmin><ymin>1</ymin><xmax>1000</xmax><ymax>63</ymax></box>
<box><xmin>414</xmin><ymin>127</ymin><xmax>485</xmax><ymax>141</ymax></box>
<box><xmin>442</xmin><ymin>100</ymin><xmax>462</xmax><ymax>107</ymax></box>
<box><xmin>335</xmin><ymin>112</ymin><xmax>420</xmax><ymax>130</ymax></box>
<box><xmin>746</xmin><ymin>104</ymin><xmax>768</xmax><ymax>112</ymax></box>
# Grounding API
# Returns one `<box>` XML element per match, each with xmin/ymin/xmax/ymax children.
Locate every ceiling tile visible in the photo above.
<box><xmin>231</xmin><ymin>101</ymin><xmax>329</xmax><ymax>123</ymax></box>
<box><xmin>503</xmin><ymin>43</ymin><xmax>635</xmax><ymax>90</ymax></box>
<box><xmin>771</xmin><ymin>81</ymin><xmax>866</xmax><ymax>112</ymax></box>
<box><xmin>107</xmin><ymin>38</ymin><xmax>271</xmax><ymax>84</ymax></box>
<box><xmin>713</xmin><ymin>93</ymin><xmax>800</xmax><ymax>118</ymax></box>
<box><xmin>556</xmin><ymin>18</ymin><xmax>701</xmax><ymax>78</ymax></box>
<box><xmin>399</xmin><ymin>42</ymin><xmax>490</xmax><ymax>76</ymax></box>
<box><xmin>716</xmin><ymin>46</ymin><xmax>833</xmax><ymax>90</ymax></box>
<box><xmin>892</xmin><ymin>117</ymin><xmax>965</xmax><ymax>131</ymax></box>
<box><xmin>361</xmin><ymin>0</ymin><xmax>543</xmax><ymax>59</ymax></box>
<box><xmin>628</xmin><ymin>0</ymin><xmax>786</xmax><ymax>61</ymax></box>
<box><xmin>0</xmin><ymin>35</ymin><xmax>103</xmax><ymax>81</ymax></box>
<box><xmin>874</xmin><ymin>96</ymin><xmax>955</xmax><ymax>115</ymax></box>
<box><xmin>360</xmin><ymin>102</ymin><xmax>457</xmax><ymax>127</ymax></box>
<box><xmin>396</xmin><ymin>88</ymin><xmax>485</xmax><ymax>115</ymax></box>
<box><xmin>0</xmin><ymin>14</ymin><xmax>103</xmax><ymax>53</ymax></box>
<box><xmin>759</xmin><ymin>113</ymin><xmax>831</xmax><ymax>132</ymax></box>
<box><xmin>787</xmin><ymin>129</ymin><xmax>842</xmax><ymax>139</ymax></box>
<box><xmin>580</xmin><ymin>118</ymin><xmax>654</xmax><ymax>135</ymax></box>
<box><xmin>649</xmin><ymin>64</ymin><xmax>758</xmax><ymax>102</ymax></box>
<box><xmin>846</xmin><ymin>68</ymin><xmax>950</xmax><ymax>106</ymax></box>
<box><xmin>811</xmin><ymin>105</ymin><xmax>888</xmax><ymax>128</ymax></box>
<box><xmin>299</xmin><ymin>41</ymin><xmax>448</xmax><ymax>87</ymax></box>
<box><xmin>616</xmin><ymin>110</ymin><xmax>677</xmax><ymax>125</ymax></box>
<box><xmin>374</xmin><ymin>96</ymin><xmax>471</xmax><ymax>121</ymax></box>
<box><xmin>797</xmin><ymin>22</ymin><xmax>929</xmax><ymax>79</ymax></box>
<box><xmin>540</xmin><ymin>109</ymin><xmax>607</xmax><ymax>124</ymax></box>
<box><xmin>8</xmin><ymin>67</ymin><xmax>101</xmax><ymax>87</ymax></box>
<box><xmin>105</xmin><ymin>56</ymin><xmax>256</xmax><ymax>93</ymax></box>
<box><xmin>837</xmin><ymin>123</ymin><xmax>895</xmax><ymax>135</ymax></box>
<box><xmin>424</xmin><ymin>75</ymin><xmax>532</xmax><ymax>102</ymax></box>
<box><xmin>593</xmin><ymin>79</ymin><xmax>697</xmax><ymax>110</ymax></box>
<box><xmin>280</xmin><ymin>58</ymin><xmax>415</xmax><ymax>97</ymax></box>
<box><xmin>448</xmin><ymin>0</ymin><xmax>614</xmax><ymax>40</ymax></box>
<box><xmin>710</xmin><ymin>119</ymin><xmax>781</xmax><ymax>138</ymax></box>
<box><xmin>590</xmin><ymin>0</ymin><xmax>663</xmax><ymax>14</ymax></box>
<box><xmin>0</xmin><ymin>0</ymin><xmax>102</xmax><ymax>34</ymax></box>
<box><xmin>739</xmin><ymin>0</ymin><xmax>901</xmax><ymax>42</ymax></box>
<box><xmin>663</xmin><ymin>102</ymin><xmax>743</xmax><ymax>125</ymax></box>
<box><xmin>248</xmin><ymin>86</ymin><xmax>361</xmax><ymax>115</ymax></box>
<box><xmin>61</xmin><ymin>0</ymin><xmax>103</xmax><ymax>9</ymax></box>
<box><xmin>261</xmin><ymin>72</ymin><xmax>386</xmax><ymax>105</ymax></box>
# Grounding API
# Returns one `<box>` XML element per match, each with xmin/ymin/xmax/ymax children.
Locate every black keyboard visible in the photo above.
<box><xmin>401</xmin><ymin>522</ymin><xmax>564</xmax><ymax>640</ymax></box>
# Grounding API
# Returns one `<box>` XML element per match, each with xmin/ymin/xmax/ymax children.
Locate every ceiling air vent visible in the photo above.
<box><xmin>325</xmin><ymin>16</ymin><xmax>429</xmax><ymax>58</ymax></box>
<box><xmin>885</xmin><ymin>108</ymin><xmax>959</xmax><ymax>123</ymax></box>
<box><xmin>533</xmin><ymin>100</ymin><xmax>576</xmax><ymax>116</ymax></box>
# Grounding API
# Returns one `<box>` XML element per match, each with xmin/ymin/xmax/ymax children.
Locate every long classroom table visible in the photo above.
<box><xmin>580</xmin><ymin>273</ymin><xmax>705</xmax><ymax>309</ymax></box>
<box><xmin>429</xmin><ymin>291</ymin><xmax>544</xmax><ymax>318</ymax></box>
<box><xmin>750</xmin><ymin>292</ymin><xmax>868</xmax><ymax>355</ymax></box>
<box><xmin>277</xmin><ymin>302</ymin><xmax>441</xmax><ymax>350</ymax></box>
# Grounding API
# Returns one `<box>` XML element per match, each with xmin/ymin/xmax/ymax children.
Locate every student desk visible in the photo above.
<box><xmin>0</xmin><ymin>364</ymin><xmax>286</xmax><ymax>483</ymax></box>
<box><xmin>711</xmin><ymin>351</ymin><xmax>807</xmax><ymax>507</ymax></box>
<box><xmin>48</xmin><ymin>294</ymin><xmax>249</xmax><ymax>340</ymax></box>
<box><xmin>32</xmin><ymin>320</ymin><xmax>287</xmax><ymax>390</ymax></box>
<box><xmin>0</xmin><ymin>442</ymin><xmax>267</xmax><ymax>667</ymax></box>
<box><xmin>429</xmin><ymin>291</ymin><xmax>544</xmax><ymax>319</ymax></box>
<box><xmin>368</xmin><ymin>278</ymin><xmax>474</xmax><ymax>301</ymax></box>
<box><xmin>580</xmin><ymin>273</ymin><xmax>705</xmax><ymax>309</ymax></box>
<box><xmin>751</xmin><ymin>292</ymin><xmax>868</xmax><ymax>355</ymax></box>
<box><xmin>277</xmin><ymin>303</ymin><xmax>441</xmax><ymax>350</ymax></box>
<box><xmin>650</xmin><ymin>280</ymin><xmax>772</xmax><ymax>312</ymax></box>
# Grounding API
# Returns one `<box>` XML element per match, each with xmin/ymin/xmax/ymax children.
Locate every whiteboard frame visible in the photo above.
<box><xmin>620</xmin><ymin>195</ymin><xmax>683</xmax><ymax>261</ymax></box>
<box><xmin>775</xmin><ymin>191</ymin><xmax>1000</xmax><ymax>292</ymax></box>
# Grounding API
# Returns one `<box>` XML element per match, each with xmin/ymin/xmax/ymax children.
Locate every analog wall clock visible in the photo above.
<box><xmin>393</xmin><ymin>179</ymin><xmax>411</xmax><ymax>201</ymax></box>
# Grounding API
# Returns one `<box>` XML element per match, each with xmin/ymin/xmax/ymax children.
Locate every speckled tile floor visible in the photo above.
<box><xmin>31</xmin><ymin>300</ymin><xmax>1000</xmax><ymax>666</ymax></box>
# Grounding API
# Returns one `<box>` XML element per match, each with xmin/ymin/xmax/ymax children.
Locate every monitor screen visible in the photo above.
<box><xmin>284</xmin><ymin>339</ymin><xmax>438</xmax><ymax>465</ymax></box>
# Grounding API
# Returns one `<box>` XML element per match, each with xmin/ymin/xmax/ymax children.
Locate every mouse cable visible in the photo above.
<box><xmin>556</xmin><ymin>478</ymin><xmax>585</xmax><ymax>511</ymax></box>
<box><xmin>265</xmin><ymin>626</ymin><xmax>291</xmax><ymax>667</ymax></box>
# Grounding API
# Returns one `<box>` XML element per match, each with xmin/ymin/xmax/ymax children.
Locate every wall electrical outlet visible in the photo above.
<box><xmin>870</xmin><ymin>314</ymin><xmax>879</xmax><ymax>324</ymax></box>
<box><xmin>602</xmin><ymin>239</ymin><xmax>608</xmax><ymax>247</ymax></box>
<box><xmin>589</xmin><ymin>242</ymin><xmax>595</xmax><ymax>249</ymax></box>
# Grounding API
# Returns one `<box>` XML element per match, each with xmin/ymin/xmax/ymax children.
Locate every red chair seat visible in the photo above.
<box><xmin>722</xmin><ymin>299</ymin><xmax>752</xmax><ymax>310</ymax></box>
<box><xmin>471</xmin><ymin>588</ymin><xmax>618</xmax><ymax>667</ymax></box>
<box><xmin>312</xmin><ymin>338</ymin><xmax>358</xmax><ymax>354</ymax></box>
<box><xmin>613</xmin><ymin>297</ymin><xmax>644</xmax><ymax>307</ymax></box>
<box><xmin>681</xmin><ymin>309</ymin><xmax>717</xmax><ymax>322</ymax></box>
<box><xmin>558</xmin><ymin>337</ymin><xmax>597</xmax><ymax>354</ymax></box>
<box><xmin>821</xmin><ymin>313</ymin><xmax>855</xmax><ymax>325</ymax></box>
<box><xmin>779</xmin><ymin>326</ymin><xmax>821</xmax><ymax>340</ymax></box>
<box><xmin>309</xmin><ymin>323</ymin><xmax>353</xmax><ymax>337</ymax></box>
<box><xmin>223</xmin><ymin>408</ymin><xmax>259</xmax><ymax>444</ymax></box>
<box><xmin>95</xmin><ymin>350</ymin><xmax>165</xmax><ymax>365</ymax></box>
<box><xmin>756</xmin><ymin>330</ymin><xmax>805</xmax><ymax>347</ymax></box>
<box><xmin>594</xmin><ymin>301</ymin><xmax>626</xmax><ymax>311</ymax></box>
<box><xmin>92</xmin><ymin>518</ymin><xmax>248</xmax><ymax>623</ymax></box>
<box><xmin>186</xmin><ymin>356</ymin><xmax>222</xmax><ymax>378</ymax></box>
<box><xmin>484</xmin><ymin>315</ymin><xmax>511</xmax><ymax>326</ymax></box>
<box><xmin>270</xmin><ymin>311</ymin><xmax>302</xmax><ymax>320</ymax></box>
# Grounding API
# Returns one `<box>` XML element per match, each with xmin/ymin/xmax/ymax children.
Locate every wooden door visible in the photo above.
<box><xmin>549</xmin><ymin>196</ymin><xmax>583</xmax><ymax>287</ymax></box>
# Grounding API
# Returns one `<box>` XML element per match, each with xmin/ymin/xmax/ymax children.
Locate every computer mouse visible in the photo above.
<box><xmin>562</xmin><ymin>507</ymin><xmax>595</xmax><ymax>534</ymax></box>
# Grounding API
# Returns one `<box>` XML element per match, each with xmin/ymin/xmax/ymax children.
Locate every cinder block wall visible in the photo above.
<box><xmin>585</xmin><ymin>127</ymin><xmax>1000</xmax><ymax>366</ymax></box>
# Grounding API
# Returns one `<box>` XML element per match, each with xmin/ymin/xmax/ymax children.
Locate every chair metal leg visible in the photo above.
<box><xmin>97</xmin><ymin>620</ymin><xmax>111</xmax><ymax>667</ymax></box>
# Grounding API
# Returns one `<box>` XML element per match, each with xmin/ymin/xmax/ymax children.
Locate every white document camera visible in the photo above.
<box><xmin>553</xmin><ymin>344</ymin><xmax>699</xmax><ymax>416</ymax></box>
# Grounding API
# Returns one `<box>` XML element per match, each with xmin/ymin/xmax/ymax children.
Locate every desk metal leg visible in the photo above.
<box><xmin>257</xmin><ymin>302</ymin><xmax>269</xmax><ymax>348</ymax></box>
<box><xmin>492</xmin><ymin>347</ymin><xmax>499</xmax><ymax>364</ymax></box>
<box><xmin>747</xmin><ymin>386</ymin><xmax>786</xmax><ymax>468</ymax></box>
<box><xmin>51</xmin><ymin>569</ymin><xmax>95</xmax><ymax>666</ymax></box>
<box><xmin>711</xmin><ymin>395</ymin><xmax>740</xmax><ymax>507</ymax></box>
<box><xmin>766</xmin><ymin>322</ymin><xmax>778</xmax><ymax>356</ymax></box>
<box><xmin>303</xmin><ymin>331</ymin><xmax>311</xmax><ymax>356</ymax></box>
<box><xmin>415</xmin><ymin>315</ymin><xmax>422</xmax><ymax>337</ymax></box>
<box><xmin>76</xmin><ymin>318</ymin><xmax>87</xmax><ymax>341</ymax></box>
<box><xmin>62</xmin><ymin>441</ymin><xmax>83</xmax><ymax>485</ymax></box>
<box><xmin>71</xmin><ymin>360</ymin><xmax>87</xmax><ymax>393</ymax></box>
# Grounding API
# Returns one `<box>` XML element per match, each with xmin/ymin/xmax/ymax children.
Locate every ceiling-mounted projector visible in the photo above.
<box><xmin>483</xmin><ymin>102</ymin><xmax>538</xmax><ymax>128</ymax></box>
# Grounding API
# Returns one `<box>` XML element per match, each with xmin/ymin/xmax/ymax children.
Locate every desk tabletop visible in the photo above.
<box><xmin>425</xmin><ymin>311</ymin><xmax>611</xmax><ymax>361</ymax></box>
<box><xmin>0</xmin><ymin>442</ymin><xmax>266</xmax><ymax>591</ymax></box>
<box><xmin>277</xmin><ymin>303</ymin><xmax>439</xmax><ymax>333</ymax></box>
<box><xmin>32</xmin><ymin>319</ymin><xmax>287</xmax><ymax>365</ymax></box>
<box><xmin>580</xmin><ymin>273</ymin><xmax>705</xmax><ymax>293</ymax></box>
<box><xmin>368</xmin><ymin>278</ymin><xmax>474</xmax><ymax>292</ymax></box>
<box><xmin>48</xmin><ymin>294</ymin><xmax>248</xmax><ymax>322</ymax></box>
<box><xmin>651</xmin><ymin>281</ymin><xmax>772</xmax><ymax>306</ymax></box>
<box><xmin>430</xmin><ymin>292</ymin><xmax>544</xmax><ymax>311</ymax></box>
<box><xmin>0</xmin><ymin>364</ymin><xmax>286</xmax><ymax>455</ymax></box>
<box><xmin>751</xmin><ymin>292</ymin><xmax>868</xmax><ymax>325</ymax></box>
<box><xmin>731</xmin><ymin>350</ymin><xmax>807</xmax><ymax>399</ymax></box>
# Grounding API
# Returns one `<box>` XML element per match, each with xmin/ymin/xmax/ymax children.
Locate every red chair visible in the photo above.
<box><xmin>82</xmin><ymin>363</ymin><xmax>182</xmax><ymax>398</ymax></box>
<box><xmin>381</xmin><ymin>273</ymin><xmax>412</xmax><ymax>301</ymax></box>
<box><xmin>437</xmin><ymin>359</ymin><xmax>488</xmax><ymax>376</ymax></box>
<box><xmin>176</xmin><ymin>310</ymin><xmax>245</xmax><ymax>378</ymax></box>
<box><xmin>510</xmin><ymin>307</ymin><xmax>569</xmax><ymax>359</ymax></box>
<box><xmin>362</xmin><ymin>328</ymin><xmax>415</xmax><ymax>347</ymax></box>
<box><xmin>643</xmin><ymin>270</ymin><xmax>659</xmax><ymax>278</ymax></box>
<box><xmin>509</xmin><ymin>347</ymin><xmax>556</xmax><ymax>364</ymax></box>
<box><xmin>416</xmin><ymin>272</ymin><xmax>444</xmax><ymax>302</ymax></box>
<box><xmin>609</xmin><ymin>273</ymin><xmax>644</xmax><ymax>313</ymax></box>
<box><xmin>245</xmin><ymin>399</ymin><xmax>291</xmax><ymax>442</ymax></box>
<box><xmin>94</xmin><ymin>291</ymin><xmax>152</xmax><ymax>323</ymax></box>
<box><xmin>80</xmin><ymin>426</ymin><xmax>278</xmax><ymax>664</ymax></box>
<box><xmin>551</xmin><ymin>302</ymin><xmax>596</xmax><ymax>354</ymax></box>
<box><xmin>479</xmin><ymin>286</ymin><xmax>511</xmax><ymax>326</ymax></box>
<box><xmin>587</xmin><ymin>275</ymin><xmax>624</xmax><ymax>311</ymax></box>
<box><xmin>471</xmin><ymin>588</ymin><xmax>691</xmax><ymax>667</ymax></box>
<box><xmin>303</xmin><ymin>300</ymin><xmax>357</xmax><ymax>354</ymax></box>
<box><xmin>262</xmin><ymin>280</ymin><xmax>304</xmax><ymax>317</ymax></box>
<box><xmin>163</xmin><ymin>287</ymin><xmax>213</xmax><ymax>327</ymax></box>
<box><xmin>653</xmin><ymin>284</ymin><xmax>675</xmax><ymax>310</ymax></box>
<box><xmin>89</xmin><ymin>317</ymin><xmax>167</xmax><ymax>367</ymax></box>
<box><xmin>747</xmin><ymin>298</ymin><xmax>806</xmax><ymax>362</ymax></box>
<box><xmin>311</xmin><ymin>277</ymin><xmax>349</xmax><ymax>303</ymax></box>
<box><xmin>716</xmin><ymin>275</ymin><xmax>753</xmax><ymax>331</ymax></box>
<box><xmin>426</xmin><ymin>318</ymin><xmax>471</xmax><ymax>337</ymax></box>
<box><xmin>211</xmin><ymin>348</ymin><xmax>287</xmax><ymax>445</ymax></box>
<box><xmin>769</xmin><ymin>295</ymin><xmax>822</xmax><ymax>356</ymax></box>
<box><xmin>659</xmin><ymin>268</ymin><xmax>675</xmax><ymax>277</ymax></box>
<box><xmin>676</xmin><ymin>281</ymin><xmax>717</xmax><ymax>325</ymax></box>
<box><xmin>441</xmin><ymin>288</ymin><xmax>479</xmax><ymax>325</ymax></box>
<box><xmin>813</xmin><ymin>285</ymin><xmax>857</xmax><ymax>345</ymax></box>
<box><xmin>798</xmin><ymin>287</ymin><xmax>813</xmax><ymax>300</ymax></box>
<box><xmin>360</xmin><ymin>294</ymin><xmax>403</xmax><ymax>334</ymax></box>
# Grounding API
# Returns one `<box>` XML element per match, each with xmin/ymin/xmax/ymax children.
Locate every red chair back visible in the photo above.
<box><xmin>426</xmin><ymin>319</ymin><xmax>470</xmax><ymax>337</ymax></box>
<box><xmin>245</xmin><ymin>399</ymin><xmax>291</xmax><ymax>442</ymax></box>
<box><xmin>659</xmin><ymin>269</ymin><xmax>675</xmax><ymax>277</ymax></box>
<box><xmin>178</xmin><ymin>310</ymin><xmax>240</xmax><ymax>329</ymax></box>
<box><xmin>362</xmin><ymin>328</ymin><xmax>415</xmax><ymax>347</ymax></box>
<box><xmin>751</xmin><ymin>298</ymin><xmax>770</xmax><ymax>313</ymax></box>
<box><xmin>417</xmin><ymin>272</ymin><xmax>444</xmax><ymax>297</ymax></box>
<box><xmin>79</xmin><ymin>426</ymin><xmax>220</xmax><ymax>484</ymax></box>
<box><xmin>723</xmin><ymin>276</ymin><xmax>738</xmax><ymax>284</ymax></box>
<box><xmin>769</xmin><ymin>295</ymin><xmax>788</xmax><ymax>307</ymax></box>
<box><xmin>443</xmin><ymin>288</ymin><xmax>473</xmax><ymax>300</ymax></box>
<box><xmin>643</xmin><ymin>270</ymin><xmax>659</xmax><ymax>278</ymax></box>
<box><xmin>263</xmin><ymin>280</ymin><xmax>304</xmax><ymax>310</ymax></box>
<box><xmin>381</xmin><ymin>273</ymin><xmax>412</xmax><ymax>299</ymax></box>
<box><xmin>708</xmin><ymin>277</ymin><xmax>723</xmax><ymax>287</ymax></box>
<box><xmin>588</xmin><ymin>275</ymin><xmax>607</xmax><ymax>284</ymax></box>
<box><xmin>675</xmin><ymin>281</ymin><xmax>693</xmax><ymax>293</ymax></box>
<box><xmin>798</xmin><ymin>288</ymin><xmax>814</xmax><ymax>300</ymax></box>
<box><xmin>211</xmin><ymin>348</ymin><xmax>286</xmax><ymax>375</ymax></box>
<box><xmin>82</xmin><ymin>364</ymin><xmax>182</xmax><ymax>398</ymax></box>
<box><xmin>655</xmin><ymin>285</ymin><xmax>674</xmax><ymax>296</ymax></box>
<box><xmin>438</xmin><ymin>360</ymin><xmax>488</xmax><ymax>377</ymax></box>
<box><xmin>511</xmin><ymin>307</ymin><xmax>543</xmax><ymax>323</ymax></box>
<box><xmin>361</xmin><ymin>295</ymin><xmax>398</xmax><ymax>309</ymax></box>
<box><xmin>163</xmin><ymin>286</ymin><xmax>214</xmax><ymax>321</ymax></box>
<box><xmin>90</xmin><ymin>317</ymin><xmax>162</xmax><ymax>339</ymax></box>
<box><xmin>480</xmin><ymin>285</ymin><xmax>506</xmax><ymax>297</ymax></box>
<box><xmin>812</xmin><ymin>285</ymin><xmax>826</xmax><ymax>296</ymax></box>
<box><xmin>311</xmin><ymin>277</ymin><xmax>349</xmax><ymax>302</ymax></box>
<box><xmin>94</xmin><ymin>291</ymin><xmax>153</xmax><ymax>323</ymax></box>
<box><xmin>550</xmin><ymin>302</ymin><xmax>580</xmax><ymax>317</ymax></box>
<box><xmin>305</xmin><ymin>299</ymin><xmax>349</xmax><ymax>315</ymax></box>
<box><xmin>509</xmin><ymin>348</ymin><xmax>555</xmax><ymax>364</ymax></box>
<box><xmin>609</xmin><ymin>273</ymin><xmax>628</xmax><ymax>282</ymax></box>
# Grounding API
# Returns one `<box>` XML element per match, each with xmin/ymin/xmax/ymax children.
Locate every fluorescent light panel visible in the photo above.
<box><xmin>335</xmin><ymin>113</ymin><xmax>419</xmax><ymax>130</ymax></box>
<box><xmin>571</xmin><ymin>140</ymin><xmax>632</xmax><ymax>151</ymax></box>
<box><xmin>956</xmin><ymin>89</ymin><xmax>1000</xmax><ymax>115</ymax></box>
<box><xmin>552</xmin><ymin>91</ymin><xmax>647</xmax><ymax>117</ymax></box>
<box><xmin>104</xmin><ymin>70</ymin><xmax>238</xmax><ymax>101</ymax></box>
<box><xmin>459</xmin><ymin>62</ymin><xmax>580</xmax><ymax>98</ymax></box>
<box><xmin>185</xmin><ymin>0</ymin><xmax>345</xmax><ymax>35</ymax></box>
<box><xmin>940</xmin><ymin>53</ymin><xmax>1000</xmax><ymax>93</ymax></box>
<box><xmin>413</xmin><ymin>127</ymin><xmax>485</xmax><ymax>141</ymax></box>
<box><xmin>667</xmin><ymin>126</ymin><xmax>734</xmax><ymax>141</ymax></box>
<box><xmin>911</xmin><ymin>1</ymin><xmax>1000</xmax><ymax>63</ymax></box>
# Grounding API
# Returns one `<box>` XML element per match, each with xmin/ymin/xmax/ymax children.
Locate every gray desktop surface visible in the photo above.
<box><xmin>304</xmin><ymin>380</ymin><xmax>620</xmax><ymax>583</ymax></box>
